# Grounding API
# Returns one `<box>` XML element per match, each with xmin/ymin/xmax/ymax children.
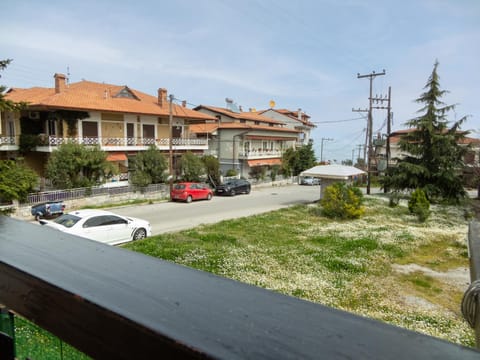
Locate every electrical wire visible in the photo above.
<box><xmin>312</xmin><ymin>117</ymin><xmax>366</xmax><ymax>125</ymax></box>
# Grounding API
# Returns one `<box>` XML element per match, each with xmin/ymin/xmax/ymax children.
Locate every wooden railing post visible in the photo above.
<box><xmin>463</xmin><ymin>221</ymin><xmax>480</xmax><ymax>349</ymax></box>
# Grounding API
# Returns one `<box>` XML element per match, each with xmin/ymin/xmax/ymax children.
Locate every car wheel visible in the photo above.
<box><xmin>230</xmin><ymin>189</ymin><xmax>236</xmax><ymax>196</ymax></box>
<box><xmin>186</xmin><ymin>195</ymin><xmax>193</xmax><ymax>203</ymax></box>
<box><xmin>207</xmin><ymin>193</ymin><xmax>212</xmax><ymax>200</ymax></box>
<box><xmin>34</xmin><ymin>213</ymin><xmax>41</xmax><ymax>221</ymax></box>
<box><xmin>133</xmin><ymin>228</ymin><xmax>147</xmax><ymax>240</ymax></box>
<box><xmin>245</xmin><ymin>187</ymin><xmax>251</xmax><ymax>194</ymax></box>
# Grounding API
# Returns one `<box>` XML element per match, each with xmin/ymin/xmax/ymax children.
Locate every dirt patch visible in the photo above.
<box><xmin>392</xmin><ymin>264</ymin><xmax>470</xmax><ymax>291</ymax></box>
<box><xmin>392</xmin><ymin>264</ymin><xmax>470</xmax><ymax>313</ymax></box>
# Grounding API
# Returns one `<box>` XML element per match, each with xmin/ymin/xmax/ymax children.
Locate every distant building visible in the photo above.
<box><xmin>193</xmin><ymin>102</ymin><xmax>300</xmax><ymax>178</ymax></box>
<box><xmin>374</xmin><ymin>128</ymin><xmax>480</xmax><ymax>186</ymax></box>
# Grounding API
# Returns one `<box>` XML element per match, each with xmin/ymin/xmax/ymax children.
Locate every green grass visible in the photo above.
<box><xmin>14</xmin><ymin>317</ymin><xmax>90</xmax><ymax>360</ymax></box>
<box><xmin>124</xmin><ymin>197</ymin><xmax>475</xmax><ymax>348</ymax></box>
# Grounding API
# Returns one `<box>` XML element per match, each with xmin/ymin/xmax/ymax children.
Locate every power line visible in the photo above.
<box><xmin>312</xmin><ymin>116</ymin><xmax>366</xmax><ymax>124</ymax></box>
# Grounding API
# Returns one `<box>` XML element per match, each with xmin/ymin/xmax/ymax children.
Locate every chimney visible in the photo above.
<box><xmin>182</xmin><ymin>100</ymin><xmax>187</xmax><ymax>108</ymax></box>
<box><xmin>158</xmin><ymin>88</ymin><xmax>168</xmax><ymax>107</ymax></box>
<box><xmin>54</xmin><ymin>73</ymin><xmax>67</xmax><ymax>94</ymax></box>
<box><xmin>297</xmin><ymin>108</ymin><xmax>302</xmax><ymax>120</ymax></box>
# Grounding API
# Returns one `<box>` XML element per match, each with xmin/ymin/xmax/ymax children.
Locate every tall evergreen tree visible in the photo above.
<box><xmin>382</xmin><ymin>61</ymin><xmax>468</xmax><ymax>202</ymax></box>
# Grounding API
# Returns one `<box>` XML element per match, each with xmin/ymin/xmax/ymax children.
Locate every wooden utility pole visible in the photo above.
<box><xmin>352</xmin><ymin>108</ymin><xmax>368</xmax><ymax>166</ymax></box>
<box><xmin>357</xmin><ymin>70</ymin><xmax>386</xmax><ymax>195</ymax></box>
<box><xmin>370</xmin><ymin>86</ymin><xmax>392</xmax><ymax>193</ymax></box>
<box><xmin>169</xmin><ymin>94</ymin><xmax>174</xmax><ymax>192</ymax></box>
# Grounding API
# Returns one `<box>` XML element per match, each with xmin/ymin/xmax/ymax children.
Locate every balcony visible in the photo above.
<box><xmin>0</xmin><ymin>136</ymin><xmax>18</xmax><ymax>151</ymax></box>
<box><xmin>35</xmin><ymin>135</ymin><xmax>208</xmax><ymax>152</ymax></box>
<box><xmin>238</xmin><ymin>149</ymin><xmax>282</xmax><ymax>160</ymax></box>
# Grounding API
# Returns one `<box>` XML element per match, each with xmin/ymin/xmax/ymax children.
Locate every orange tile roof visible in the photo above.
<box><xmin>5</xmin><ymin>80</ymin><xmax>215</xmax><ymax>120</ymax></box>
<box><xmin>189</xmin><ymin>121</ymin><xmax>300</xmax><ymax>136</ymax></box>
<box><xmin>218</xmin><ymin>122</ymin><xmax>301</xmax><ymax>133</ymax></box>
<box><xmin>388</xmin><ymin>129</ymin><xmax>479</xmax><ymax>145</ymax></box>
<box><xmin>195</xmin><ymin>105</ymin><xmax>285</xmax><ymax>125</ymax></box>
<box><xmin>189</xmin><ymin>123</ymin><xmax>219</xmax><ymax>134</ymax></box>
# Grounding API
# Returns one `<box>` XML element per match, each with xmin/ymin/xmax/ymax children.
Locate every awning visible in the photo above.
<box><xmin>107</xmin><ymin>153</ymin><xmax>128</xmax><ymax>162</ymax></box>
<box><xmin>247</xmin><ymin>158</ymin><xmax>282</xmax><ymax>167</ymax></box>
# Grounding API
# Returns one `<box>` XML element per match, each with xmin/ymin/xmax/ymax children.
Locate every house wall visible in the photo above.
<box><xmin>261</xmin><ymin>109</ymin><xmax>312</xmax><ymax>144</ymax></box>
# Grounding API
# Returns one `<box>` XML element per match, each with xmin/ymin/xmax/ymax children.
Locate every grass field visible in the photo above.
<box><xmin>125</xmin><ymin>195</ymin><xmax>475</xmax><ymax>347</ymax></box>
<box><xmin>14</xmin><ymin>194</ymin><xmax>475</xmax><ymax>358</ymax></box>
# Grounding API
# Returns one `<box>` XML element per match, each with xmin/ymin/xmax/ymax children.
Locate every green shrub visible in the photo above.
<box><xmin>321</xmin><ymin>182</ymin><xmax>365</xmax><ymax>219</ymax></box>
<box><xmin>225</xmin><ymin>169</ymin><xmax>237</xmax><ymax>177</ymax></box>
<box><xmin>408</xmin><ymin>188</ymin><xmax>430</xmax><ymax>222</ymax></box>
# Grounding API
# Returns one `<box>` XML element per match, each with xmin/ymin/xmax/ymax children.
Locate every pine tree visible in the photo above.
<box><xmin>383</xmin><ymin>61</ymin><xmax>468</xmax><ymax>202</ymax></box>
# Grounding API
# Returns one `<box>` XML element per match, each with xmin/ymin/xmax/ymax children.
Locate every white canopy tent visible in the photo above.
<box><xmin>300</xmin><ymin>165</ymin><xmax>366</xmax><ymax>199</ymax></box>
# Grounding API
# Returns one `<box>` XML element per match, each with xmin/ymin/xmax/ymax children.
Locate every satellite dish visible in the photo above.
<box><xmin>269</xmin><ymin>100</ymin><xmax>275</xmax><ymax>108</ymax></box>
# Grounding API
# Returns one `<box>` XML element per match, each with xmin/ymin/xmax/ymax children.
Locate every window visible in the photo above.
<box><xmin>142</xmin><ymin>124</ymin><xmax>155</xmax><ymax>139</ymax></box>
<box><xmin>83</xmin><ymin>216</ymin><xmax>113</xmax><ymax>228</ymax></box>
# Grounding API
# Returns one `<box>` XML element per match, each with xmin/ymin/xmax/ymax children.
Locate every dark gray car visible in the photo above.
<box><xmin>215</xmin><ymin>179</ymin><xmax>251</xmax><ymax>196</ymax></box>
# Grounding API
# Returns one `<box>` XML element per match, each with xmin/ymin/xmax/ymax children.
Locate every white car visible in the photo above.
<box><xmin>39</xmin><ymin>209</ymin><xmax>152</xmax><ymax>245</ymax></box>
<box><xmin>300</xmin><ymin>176</ymin><xmax>320</xmax><ymax>185</ymax></box>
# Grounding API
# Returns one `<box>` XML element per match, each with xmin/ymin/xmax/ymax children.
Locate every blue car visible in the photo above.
<box><xmin>31</xmin><ymin>201</ymin><xmax>66</xmax><ymax>221</ymax></box>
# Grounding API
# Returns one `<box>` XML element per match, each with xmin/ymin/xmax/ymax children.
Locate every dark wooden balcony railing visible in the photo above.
<box><xmin>1</xmin><ymin>216</ymin><xmax>479</xmax><ymax>359</ymax></box>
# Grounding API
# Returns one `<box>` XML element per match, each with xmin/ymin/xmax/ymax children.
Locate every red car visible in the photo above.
<box><xmin>170</xmin><ymin>182</ymin><xmax>214</xmax><ymax>203</ymax></box>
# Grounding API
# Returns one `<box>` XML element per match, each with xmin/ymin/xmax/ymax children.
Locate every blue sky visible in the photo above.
<box><xmin>2</xmin><ymin>0</ymin><xmax>479</xmax><ymax>162</ymax></box>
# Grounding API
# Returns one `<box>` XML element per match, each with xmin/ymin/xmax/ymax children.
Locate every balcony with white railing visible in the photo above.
<box><xmin>0</xmin><ymin>136</ymin><xmax>18</xmax><ymax>151</ymax></box>
<box><xmin>35</xmin><ymin>136</ymin><xmax>209</xmax><ymax>152</ymax></box>
<box><xmin>238</xmin><ymin>149</ymin><xmax>283</xmax><ymax>159</ymax></box>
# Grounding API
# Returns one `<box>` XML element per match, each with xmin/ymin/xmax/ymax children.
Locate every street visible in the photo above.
<box><xmin>112</xmin><ymin>184</ymin><xmax>322</xmax><ymax>235</ymax></box>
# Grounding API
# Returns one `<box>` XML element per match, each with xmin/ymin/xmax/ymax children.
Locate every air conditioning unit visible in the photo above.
<box><xmin>29</xmin><ymin>111</ymin><xmax>40</xmax><ymax>119</ymax></box>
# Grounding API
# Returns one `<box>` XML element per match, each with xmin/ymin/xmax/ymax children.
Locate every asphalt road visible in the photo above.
<box><xmin>112</xmin><ymin>184</ymin><xmax>323</xmax><ymax>235</ymax></box>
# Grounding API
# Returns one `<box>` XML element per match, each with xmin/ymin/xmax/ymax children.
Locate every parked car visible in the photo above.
<box><xmin>215</xmin><ymin>179</ymin><xmax>251</xmax><ymax>196</ymax></box>
<box><xmin>300</xmin><ymin>176</ymin><xmax>320</xmax><ymax>186</ymax></box>
<box><xmin>31</xmin><ymin>201</ymin><xmax>66</xmax><ymax>220</ymax></box>
<box><xmin>39</xmin><ymin>209</ymin><xmax>151</xmax><ymax>245</ymax></box>
<box><xmin>170</xmin><ymin>182</ymin><xmax>213</xmax><ymax>203</ymax></box>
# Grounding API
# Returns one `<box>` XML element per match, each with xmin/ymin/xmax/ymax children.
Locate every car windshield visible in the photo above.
<box><xmin>174</xmin><ymin>184</ymin><xmax>186</xmax><ymax>190</ymax></box>
<box><xmin>52</xmin><ymin>214</ymin><xmax>81</xmax><ymax>228</ymax></box>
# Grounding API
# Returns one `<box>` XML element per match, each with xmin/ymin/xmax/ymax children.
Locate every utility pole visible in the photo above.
<box><xmin>356</xmin><ymin>144</ymin><xmax>364</xmax><ymax>165</ymax></box>
<box><xmin>369</xmin><ymin>86</ymin><xmax>393</xmax><ymax>193</ymax></box>
<box><xmin>386</xmin><ymin>87</ymin><xmax>392</xmax><ymax>172</ymax></box>
<box><xmin>169</xmin><ymin>94</ymin><xmax>174</xmax><ymax>192</ymax></box>
<box><xmin>352</xmin><ymin>108</ymin><xmax>368</xmax><ymax>166</ymax></box>
<box><xmin>320</xmin><ymin>137</ymin><xmax>333</xmax><ymax>163</ymax></box>
<box><xmin>357</xmin><ymin>70</ymin><xmax>386</xmax><ymax>195</ymax></box>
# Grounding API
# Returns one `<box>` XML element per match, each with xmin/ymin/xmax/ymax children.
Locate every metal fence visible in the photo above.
<box><xmin>26</xmin><ymin>183</ymin><xmax>168</xmax><ymax>205</ymax></box>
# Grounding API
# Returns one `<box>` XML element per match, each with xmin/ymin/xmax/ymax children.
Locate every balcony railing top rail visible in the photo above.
<box><xmin>0</xmin><ymin>137</ymin><xmax>16</xmax><ymax>145</ymax></box>
<box><xmin>46</xmin><ymin>135</ymin><xmax>207</xmax><ymax>147</ymax></box>
<box><xmin>0</xmin><ymin>217</ymin><xmax>479</xmax><ymax>359</ymax></box>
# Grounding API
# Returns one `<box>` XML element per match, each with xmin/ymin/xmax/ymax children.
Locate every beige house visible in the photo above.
<box><xmin>192</xmin><ymin>104</ymin><xmax>300</xmax><ymax>179</ymax></box>
<box><xmin>257</xmin><ymin>108</ymin><xmax>316</xmax><ymax>146</ymax></box>
<box><xmin>1</xmin><ymin>73</ymin><xmax>215</xmax><ymax>182</ymax></box>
